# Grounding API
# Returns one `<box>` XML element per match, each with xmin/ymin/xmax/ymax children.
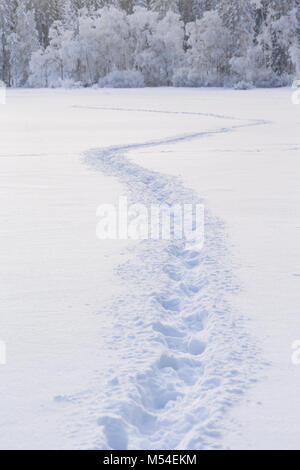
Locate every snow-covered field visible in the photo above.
<box><xmin>0</xmin><ymin>88</ymin><xmax>299</xmax><ymax>450</ymax></box>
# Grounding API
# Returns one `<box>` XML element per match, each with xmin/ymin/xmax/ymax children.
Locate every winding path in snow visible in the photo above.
<box><xmin>68</xmin><ymin>106</ymin><xmax>270</xmax><ymax>450</ymax></box>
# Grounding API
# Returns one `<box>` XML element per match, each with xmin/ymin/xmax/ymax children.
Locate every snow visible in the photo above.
<box><xmin>0</xmin><ymin>87</ymin><xmax>299</xmax><ymax>450</ymax></box>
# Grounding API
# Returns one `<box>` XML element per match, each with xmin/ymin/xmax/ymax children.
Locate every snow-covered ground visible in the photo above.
<box><xmin>0</xmin><ymin>88</ymin><xmax>299</xmax><ymax>450</ymax></box>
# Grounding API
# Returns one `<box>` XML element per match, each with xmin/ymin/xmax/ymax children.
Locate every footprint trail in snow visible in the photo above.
<box><xmin>63</xmin><ymin>107</ymin><xmax>267</xmax><ymax>450</ymax></box>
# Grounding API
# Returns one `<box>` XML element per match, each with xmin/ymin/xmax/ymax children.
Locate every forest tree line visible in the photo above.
<box><xmin>0</xmin><ymin>0</ymin><xmax>299</xmax><ymax>88</ymax></box>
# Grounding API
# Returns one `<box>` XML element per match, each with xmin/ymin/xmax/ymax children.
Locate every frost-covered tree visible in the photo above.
<box><xmin>32</xmin><ymin>6</ymin><xmax>133</xmax><ymax>86</ymax></box>
<box><xmin>9</xmin><ymin>2</ymin><xmax>39</xmax><ymax>86</ymax></box>
<box><xmin>29</xmin><ymin>20</ymin><xmax>71</xmax><ymax>87</ymax></box>
<box><xmin>297</xmin><ymin>0</ymin><xmax>300</xmax><ymax>49</ymax></box>
<box><xmin>0</xmin><ymin>0</ymin><xmax>19</xmax><ymax>85</ymax></box>
<box><xmin>150</xmin><ymin>0</ymin><xmax>179</xmax><ymax>17</ymax></box>
<box><xmin>192</xmin><ymin>0</ymin><xmax>220</xmax><ymax>19</ymax></box>
<box><xmin>116</xmin><ymin>0</ymin><xmax>136</xmax><ymax>13</ymax></box>
<box><xmin>290</xmin><ymin>0</ymin><xmax>300</xmax><ymax>75</ymax></box>
<box><xmin>218</xmin><ymin>0</ymin><xmax>255</xmax><ymax>57</ymax></box>
<box><xmin>252</xmin><ymin>0</ymin><xmax>298</xmax><ymax>83</ymax></box>
<box><xmin>181</xmin><ymin>10</ymin><xmax>231</xmax><ymax>86</ymax></box>
<box><xmin>135</xmin><ymin>0</ymin><xmax>152</xmax><ymax>8</ymax></box>
<box><xmin>129</xmin><ymin>6</ymin><xmax>159</xmax><ymax>66</ymax></box>
<box><xmin>267</xmin><ymin>0</ymin><xmax>296</xmax><ymax>77</ymax></box>
<box><xmin>135</xmin><ymin>9</ymin><xmax>184</xmax><ymax>84</ymax></box>
<box><xmin>217</xmin><ymin>0</ymin><xmax>256</xmax><ymax>84</ymax></box>
<box><xmin>33</xmin><ymin>0</ymin><xmax>65</xmax><ymax>47</ymax></box>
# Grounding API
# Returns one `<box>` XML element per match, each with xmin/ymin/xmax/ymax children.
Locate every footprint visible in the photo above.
<box><xmin>179</xmin><ymin>283</ymin><xmax>191</xmax><ymax>296</ymax></box>
<box><xmin>158</xmin><ymin>354</ymin><xmax>199</xmax><ymax>386</ymax></box>
<box><xmin>177</xmin><ymin>365</ymin><xmax>199</xmax><ymax>385</ymax></box>
<box><xmin>154</xmin><ymin>295</ymin><xmax>181</xmax><ymax>312</ymax></box>
<box><xmin>185</xmin><ymin>258</ymin><xmax>201</xmax><ymax>269</ymax></box>
<box><xmin>163</xmin><ymin>264</ymin><xmax>182</xmax><ymax>281</ymax></box>
<box><xmin>184</xmin><ymin>311</ymin><xmax>207</xmax><ymax>330</ymax></box>
<box><xmin>164</xmin><ymin>336</ymin><xmax>185</xmax><ymax>351</ymax></box>
<box><xmin>136</xmin><ymin>373</ymin><xmax>182</xmax><ymax>410</ymax></box>
<box><xmin>157</xmin><ymin>352</ymin><xmax>180</xmax><ymax>371</ymax></box>
<box><xmin>97</xmin><ymin>416</ymin><xmax>128</xmax><ymax>450</ymax></box>
<box><xmin>158</xmin><ymin>352</ymin><xmax>203</xmax><ymax>373</ymax></box>
<box><xmin>188</xmin><ymin>338</ymin><xmax>206</xmax><ymax>356</ymax></box>
<box><xmin>180</xmin><ymin>280</ymin><xmax>208</xmax><ymax>295</ymax></box>
<box><xmin>187</xmin><ymin>284</ymin><xmax>201</xmax><ymax>294</ymax></box>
